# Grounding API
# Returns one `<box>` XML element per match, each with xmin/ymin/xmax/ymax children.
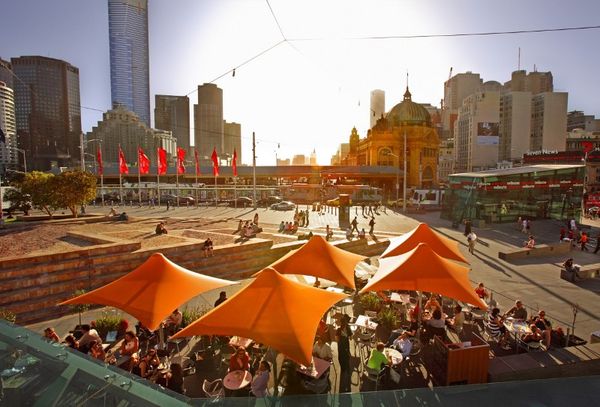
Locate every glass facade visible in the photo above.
<box><xmin>442</xmin><ymin>165</ymin><xmax>584</xmax><ymax>223</ymax></box>
<box><xmin>108</xmin><ymin>0</ymin><xmax>150</xmax><ymax>126</ymax></box>
<box><xmin>12</xmin><ymin>56</ymin><xmax>81</xmax><ymax>170</ymax></box>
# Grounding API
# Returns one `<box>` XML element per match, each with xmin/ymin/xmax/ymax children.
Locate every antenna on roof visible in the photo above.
<box><xmin>406</xmin><ymin>70</ymin><xmax>409</xmax><ymax>89</ymax></box>
<box><xmin>518</xmin><ymin>47</ymin><xmax>521</xmax><ymax>71</ymax></box>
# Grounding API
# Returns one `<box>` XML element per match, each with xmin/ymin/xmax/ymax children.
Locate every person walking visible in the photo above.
<box><xmin>369</xmin><ymin>216</ymin><xmax>375</xmax><ymax>235</ymax></box>
<box><xmin>464</xmin><ymin>219</ymin><xmax>472</xmax><ymax>237</ymax></box>
<box><xmin>580</xmin><ymin>231</ymin><xmax>589</xmax><ymax>251</ymax></box>
<box><xmin>166</xmin><ymin>199</ymin><xmax>170</xmax><ymax>211</ymax></box>
<box><xmin>467</xmin><ymin>231</ymin><xmax>477</xmax><ymax>254</ymax></box>
<box><xmin>350</xmin><ymin>216</ymin><xmax>359</xmax><ymax>233</ymax></box>
<box><xmin>336</xmin><ymin>315</ymin><xmax>353</xmax><ymax>393</ymax></box>
<box><xmin>521</xmin><ymin>218</ymin><xmax>528</xmax><ymax>234</ymax></box>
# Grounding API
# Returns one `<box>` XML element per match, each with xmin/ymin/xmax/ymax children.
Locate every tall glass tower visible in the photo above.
<box><xmin>108</xmin><ymin>0</ymin><xmax>150</xmax><ymax>126</ymax></box>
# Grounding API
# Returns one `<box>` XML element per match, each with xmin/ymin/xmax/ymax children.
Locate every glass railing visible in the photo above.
<box><xmin>2</xmin><ymin>320</ymin><xmax>599</xmax><ymax>406</ymax></box>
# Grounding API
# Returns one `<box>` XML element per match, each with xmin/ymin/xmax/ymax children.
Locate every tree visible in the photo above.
<box><xmin>54</xmin><ymin>170</ymin><xmax>97</xmax><ymax>217</ymax></box>
<box><xmin>18</xmin><ymin>171</ymin><xmax>59</xmax><ymax>217</ymax></box>
<box><xmin>2</xmin><ymin>188</ymin><xmax>32</xmax><ymax>215</ymax></box>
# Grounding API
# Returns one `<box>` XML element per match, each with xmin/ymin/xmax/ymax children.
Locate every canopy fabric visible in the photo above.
<box><xmin>361</xmin><ymin>243</ymin><xmax>487</xmax><ymax>309</ymax></box>
<box><xmin>265</xmin><ymin>235</ymin><xmax>364</xmax><ymax>289</ymax></box>
<box><xmin>172</xmin><ymin>267</ymin><xmax>347</xmax><ymax>366</ymax></box>
<box><xmin>381</xmin><ymin>223</ymin><xmax>468</xmax><ymax>264</ymax></box>
<box><xmin>59</xmin><ymin>253</ymin><xmax>236</xmax><ymax>330</ymax></box>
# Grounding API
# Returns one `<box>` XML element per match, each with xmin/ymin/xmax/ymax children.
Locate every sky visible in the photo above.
<box><xmin>2</xmin><ymin>0</ymin><xmax>600</xmax><ymax>165</ymax></box>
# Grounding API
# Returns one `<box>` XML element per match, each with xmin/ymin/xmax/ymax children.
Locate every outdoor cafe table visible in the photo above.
<box><xmin>229</xmin><ymin>336</ymin><xmax>253</xmax><ymax>348</ymax></box>
<box><xmin>383</xmin><ymin>348</ymin><xmax>403</xmax><ymax>366</ymax></box>
<box><xmin>224</xmin><ymin>370</ymin><xmax>253</xmax><ymax>390</ymax></box>
<box><xmin>355</xmin><ymin>315</ymin><xmax>378</xmax><ymax>331</ymax></box>
<box><xmin>503</xmin><ymin>318</ymin><xmax>532</xmax><ymax>353</ymax></box>
<box><xmin>390</xmin><ymin>293</ymin><xmax>410</xmax><ymax>304</ymax></box>
<box><xmin>296</xmin><ymin>356</ymin><xmax>331</xmax><ymax>379</ymax></box>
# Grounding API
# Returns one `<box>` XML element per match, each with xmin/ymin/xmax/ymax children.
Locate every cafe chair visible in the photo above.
<box><xmin>202</xmin><ymin>378</ymin><xmax>225</xmax><ymax>400</ymax></box>
<box><xmin>363</xmin><ymin>361</ymin><xmax>386</xmax><ymax>391</ymax></box>
<box><xmin>483</xmin><ymin>322</ymin><xmax>502</xmax><ymax>344</ymax></box>
<box><xmin>518</xmin><ymin>338</ymin><xmax>544</xmax><ymax>353</ymax></box>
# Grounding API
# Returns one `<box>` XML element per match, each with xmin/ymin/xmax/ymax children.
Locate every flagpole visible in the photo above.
<box><xmin>176</xmin><ymin>148</ymin><xmax>180</xmax><ymax>208</ymax></box>
<box><xmin>137</xmin><ymin>148</ymin><xmax>142</xmax><ymax>206</ymax></box>
<box><xmin>195</xmin><ymin>150</ymin><xmax>199</xmax><ymax>208</ymax></box>
<box><xmin>99</xmin><ymin>142</ymin><xmax>104</xmax><ymax>207</ymax></box>
<box><xmin>118</xmin><ymin>145</ymin><xmax>123</xmax><ymax>205</ymax></box>
<box><xmin>157</xmin><ymin>148</ymin><xmax>161</xmax><ymax>208</ymax></box>
<box><xmin>214</xmin><ymin>174</ymin><xmax>217</xmax><ymax>208</ymax></box>
<box><xmin>234</xmin><ymin>176</ymin><xmax>237</xmax><ymax>209</ymax></box>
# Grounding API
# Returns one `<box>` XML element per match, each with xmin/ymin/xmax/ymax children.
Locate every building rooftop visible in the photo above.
<box><xmin>450</xmin><ymin>164</ymin><xmax>584</xmax><ymax>178</ymax></box>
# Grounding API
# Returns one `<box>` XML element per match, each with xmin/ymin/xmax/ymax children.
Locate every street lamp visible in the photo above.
<box><xmin>79</xmin><ymin>135</ymin><xmax>100</xmax><ymax>172</ymax></box>
<box><xmin>384</xmin><ymin>150</ymin><xmax>400</xmax><ymax>210</ymax></box>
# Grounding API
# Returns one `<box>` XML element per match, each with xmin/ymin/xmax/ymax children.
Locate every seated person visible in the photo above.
<box><xmin>291</xmin><ymin>222</ymin><xmax>298</xmax><ymax>233</ymax></box>
<box><xmin>118</xmin><ymin>212</ymin><xmax>129</xmax><ymax>221</ymax></box>
<box><xmin>132</xmin><ymin>348</ymin><xmax>160</xmax><ymax>378</ymax></box>
<box><xmin>214</xmin><ymin>291</ymin><xmax>227</xmax><ymax>307</ymax></box>
<box><xmin>521</xmin><ymin>324</ymin><xmax>544</xmax><ymax>344</ymax></box>
<box><xmin>488</xmin><ymin>308</ymin><xmax>511</xmax><ymax>350</ymax></box>
<box><xmin>427</xmin><ymin>308</ymin><xmax>446</xmax><ymax>330</ymax></box>
<box><xmin>531</xmin><ymin>310</ymin><xmax>552</xmax><ymax>348</ymax></box>
<box><xmin>524</xmin><ymin>235</ymin><xmax>535</xmax><ymax>248</ymax></box>
<box><xmin>44</xmin><ymin>327</ymin><xmax>60</xmax><ymax>343</ymax></box>
<box><xmin>229</xmin><ymin>346</ymin><xmax>250</xmax><ymax>371</ymax></box>
<box><xmin>284</xmin><ymin>222</ymin><xmax>292</xmax><ymax>233</ymax></box>
<box><xmin>448</xmin><ymin>305</ymin><xmax>465</xmax><ymax>332</ymax></box>
<box><xmin>163</xmin><ymin>309</ymin><xmax>183</xmax><ymax>335</ymax></box>
<box><xmin>236</xmin><ymin>219</ymin><xmax>244</xmax><ymax>232</ymax></box>
<box><xmin>88</xmin><ymin>340</ymin><xmax>106</xmax><ymax>361</ymax></box>
<box><xmin>325</xmin><ymin>225</ymin><xmax>333</xmax><ymax>240</ymax></box>
<box><xmin>251</xmin><ymin>361</ymin><xmax>271</xmax><ymax>397</ymax></box>
<box><xmin>475</xmin><ymin>282</ymin><xmax>488</xmax><ymax>299</ymax></box>
<box><xmin>562</xmin><ymin>258</ymin><xmax>581</xmax><ymax>281</ymax></box>
<box><xmin>504</xmin><ymin>300</ymin><xmax>528</xmax><ymax>321</ymax></box>
<box><xmin>155</xmin><ymin>222</ymin><xmax>168</xmax><ymax>235</ymax></box>
<box><xmin>312</xmin><ymin>336</ymin><xmax>333</xmax><ymax>361</ymax></box>
<box><xmin>161</xmin><ymin>363</ymin><xmax>185</xmax><ymax>394</ymax></box>
<box><xmin>424</xmin><ymin>295</ymin><xmax>442</xmax><ymax>312</ymax></box>
<box><xmin>108</xmin><ymin>207</ymin><xmax>118</xmax><ymax>216</ymax></box>
<box><xmin>278</xmin><ymin>221</ymin><xmax>285</xmax><ymax>233</ymax></box>
<box><xmin>78</xmin><ymin>324</ymin><xmax>102</xmax><ymax>353</ymax></box>
<box><xmin>345</xmin><ymin>227</ymin><xmax>353</xmax><ymax>240</ymax></box>
<box><xmin>202</xmin><ymin>238</ymin><xmax>214</xmax><ymax>257</ymax></box>
<box><xmin>358</xmin><ymin>228</ymin><xmax>366</xmax><ymax>239</ymax></box>
<box><xmin>367</xmin><ymin>342</ymin><xmax>391</xmax><ymax>371</ymax></box>
<box><xmin>119</xmin><ymin>331</ymin><xmax>139</xmax><ymax>357</ymax></box>
<box><xmin>135</xmin><ymin>321</ymin><xmax>154</xmax><ymax>342</ymax></box>
<box><xmin>64</xmin><ymin>334</ymin><xmax>79</xmax><ymax>350</ymax></box>
<box><xmin>391</xmin><ymin>331</ymin><xmax>413</xmax><ymax>358</ymax></box>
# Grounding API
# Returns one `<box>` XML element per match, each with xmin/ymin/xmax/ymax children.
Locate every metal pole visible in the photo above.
<box><xmin>403</xmin><ymin>129</ymin><xmax>407</xmax><ymax>213</ymax></box>
<box><xmin>157</xmin><ymin>148</ymin><xmax>161</xmax><ymax>208</ymax></box>
<box><xmin>234</xmin><ymin>176</ymin><xmax>237</xmax><ymax>209</ymax></box>
<box><xmin>176</xmin><ymin>148</ymin><xmax>180</xmax><ymax>208</ymax></box>
<box><xmin>396</xmin><ymin>156</ymin><xmax>399</xmax><ymax>208</ymax></box>
<box><xmin>195</xmin><ymin>171</ymin><xmax>199</xmax><ymax>207</ymax></box>
<box><xmin>0</xmin><ymin>173</ymin><xmax>3</xmax><ymax>227</ymax></box>
<box><xmin>214</xmin><ymin>175</ymin><xmax>217</xmax><ymax>208</ymax></box>
<box><xmin>119</xmin><ymin>172</ymin><xmax>123</xmax><ymax>205</ymax></box>
<box><xmin>101</xmin><ymin>173</ymin><xmax>104</xmax><ymax>207</ymax></box>
<box><xmin>252</xmin><ymin>131</ymin><xmax>257</xmax><ymax>209</ymax></box>
<box><xmin>80</xmin><ymin>132</ymin><xmax>85</xmax><ymax>171</ymax></box>
<box><xmin>137</xmin><ymin>148</ymin><xmax>142</xmax><ymax>206</ymax></box>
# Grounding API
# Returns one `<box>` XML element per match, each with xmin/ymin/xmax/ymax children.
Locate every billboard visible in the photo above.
<box><xmin>477</xmin><ymin>122</ymin><xmax>499</xmax><ymax>145</ymax></box>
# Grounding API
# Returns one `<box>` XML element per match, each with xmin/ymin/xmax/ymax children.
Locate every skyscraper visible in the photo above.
<box><xmin>155</xmin><ymin>95</ymin><xmax>190</xmax><ymax>153</ymax></box>
<box><xmin>370</xmin><ymin>89</ymin><xmax>385</xmax><ymax>128</ymax></box>
<box><xmin>12</xmin><ymin>56</ymin><xmax>81</xmax><ymax>170</ymax></box>
<box><xmin>442</xmin><ymin>72</ymin><xmax>482</xmax><ymax>140</ymax></box>
<box><xmin>0</xmin><ymin>81</ymin><xmax>17</xmax><ymax>172</ymax></box>
<box><xmin>108</xmin><ymin>0</ymin><xmax>150</xmax><ymax>126</ymax></box>
<box><xmin>0</xmin><ymin>58</ymin><xmax>13</xmax><ymax>89</ymax></box>
<box><xmin>223</xmin><ymin>121</ymin><xmax>241</xmax><ymax>164</ymax></box>
<box><xmin>194</xmin><ymin>83</ymin><xmax>223</xmax><ymax>163</ymax></box>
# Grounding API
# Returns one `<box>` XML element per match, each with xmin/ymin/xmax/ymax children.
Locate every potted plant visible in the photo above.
<box><xmin>359</xmin><ymin>292</ymin><xmax>383</xmax><ymax>312</ymax></box>
<box><xmin>181</xmin><ymin>305</ymin><xmax>211</xmax><ymax>328</ymax></box>
<box><xmin>94</xmin><ymin>310</ymin><xmax>122</xmax><ymax>340</ymax></box>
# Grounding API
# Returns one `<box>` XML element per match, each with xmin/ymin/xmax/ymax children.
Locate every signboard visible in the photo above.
<box><xmin>477</xmin><ymin>122</ymin><xmax>499</xmax><ymax>145</ymax></box>
<box><xmin>449</xmin><ymin>179</ymin><xmax>582</xmax><ymax>191</ymax></box>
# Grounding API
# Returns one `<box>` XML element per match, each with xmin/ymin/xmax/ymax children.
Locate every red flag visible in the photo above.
<box><xmin>177</xmin><ymin>147</ymin><xmax>186</xmax><ymax>175</ymax></box>
<box><xmin>211</xmin><ymin>148</ymin><xmax>219</xmax><ymax>177</ymax></box>
<box><xmin>582</xmin><ymin>141</ymin><xmax>594</xmax><ymax>154</ymax></box>
<box><xmin>138</xmin><ymin>147</ymin><xmax>150</xmax><ymax>174</ymax></box>
<box><xmin>232</xmin><ymin>148</ymin><xmax>238</xmax><ymax>177</ymax></box>
<box><xmin>96</xmin><ymin>147</ymin><xmax>103</xmax><ymax>176</ymax></box>
<box><xmin>194</xmin><ymin>148</ymin><xmax>200</xmax><ymax>176</ymax></box>
<box><xmin>157</xmin><ymin>147</ymin><xmax>167</xmax><ymax>175</ymax></box>
<box><xmin>118</xmin><ymin>146</ymin><xmax>129</xmax><ymax>175</ymax></box>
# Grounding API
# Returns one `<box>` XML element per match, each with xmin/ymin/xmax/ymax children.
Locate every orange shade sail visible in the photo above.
<box><xmin>59</xmin><ymin>253</ymin><xmax>237</xmax><ymax>330</ymax></box>
<box><xmin>361</xmin><ymin>243</ymin><xmax>487</xmax><ymax>309</ymax></box>
<box><xmin>265</xmin><ymin>235</ymin><xmax>364</xmax><ymax>289</ymax></box>
<box><xmin>381</xmin><ymin>223</ymin><xmax>468</xmax><ymax>264</ymax></box>
<box><xmin>172</xmin><ymin>267</ymin><xmax>347</xmax><ymax>365</ymax></box>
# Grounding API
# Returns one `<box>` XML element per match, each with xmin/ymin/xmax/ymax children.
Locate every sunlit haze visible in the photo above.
<box><xmin>2</xmin><ymin>0</ymin><xmax>600</xmax><ymax>165</ymax></box>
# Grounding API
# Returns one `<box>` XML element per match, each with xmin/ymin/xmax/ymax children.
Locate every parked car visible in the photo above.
<box><xmin>271</xmin><ymin>201</ymin><xmax>296</xmax><ymax>211</ymax></box>
<box><xmin>257</xmin><ymin>196</ymin><xmax>283</xmax><ymax>207</ymax></box>
<box><xmin>229</xmin><ymin>196</ymin><xmax>253</xmax><ymax>207</ymax></box>
<box><xmin>162</xmin><ymin>194</ymin><xmax>195</xmax><ymax>205</ymax></box>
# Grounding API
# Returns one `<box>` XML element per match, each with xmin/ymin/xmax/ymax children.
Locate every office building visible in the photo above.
<box><xmin>194</xmin><ymin>83</ymin><xmax>223</xmax><ymax>164</ymax></box>
<box><xmin>0</xmin><ymin>81</ymin><xmax>17</xmax><ymax>171</ymax></box>
<box><xmin>438</xmin><ymin>138</ymin><xmax>454</xmax><ymax>183</ymax></box>
<box><xmin>0</xmin><ymin>58</ymin><xmax>13</xmax><ymax>89</ymax></box>
<box><xmin>87</xmin><ymin>105</ymin><xmax>175</xmax><ymax>166</ymax></box>
<box><xmin>453</xmin><ymin>91</ymin><xmax>500</xmax><ymax>172</ymax></box>
<box><xmin>442</xmin><ymin>72</ymin><xmax>482</xmax><ymax>140</ymax></box>
<box><xmin>370</xmin><ymin>89</ymin><xmax>385</xmax><ymax>128</ymax></box>
<box><xmin>503</xmin><ymin>70</ymin><xmax>553</xmax><ymax>94</ymax></box>
<box><xmin>12</xmin><ymin>56</ymin><xmax>81</xmax><ymax>170</ymax></box>
<box><xmin>223</xmin><ymin>121</ymin><xmax>241</xmax><ymax>164</ymax></box>
<box><xmin>276</xmin><ymin>158</ymin><xmax>290</xmax><ymax>166</ymax></box>
<box><xmin>498</xmin><ymin>91</ymin><xmax>532</xmax><ymax>162</ymax></box>
<box><xmin>309</xmin><ymin>149</ymin><xmax>317</xmax><ymax>165</ymax></box>
<box><xmin>567</xmin><ymin>110</ymin><xmax>600</xmax><ymax>132</ymax></box>
<box><xmin>530</xmin><ymin>92</ymin><xmax>568</xmax><ymax>152</ymax></box>
<box><xmin>108</xmin><ymin>0</ymin><xmax>150</xmax><ymax>126</ymax></box>
<box><xmin>155</xmin><ymin>95</ymin><xmax>190</xmax><ymax>153</ymax></box>
<box><xmin>292</xmin><ymin>155</ymin><xmax>307</xmax><ymax>165</ymax></box>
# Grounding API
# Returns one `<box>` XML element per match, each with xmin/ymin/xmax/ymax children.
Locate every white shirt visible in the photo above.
<box><xmin>392</xmin><ymin>337</ymin><xmax>413</xmax><ymax>358</ymax></box>
<box><xmin>312</xmin><ymin>342</ymin><xmax>333</xmax><ymax>361</ymax></box>
<box><xmin>467</xmin><ymin>232</ymin><xmax>477</xmax><ymax>242</ymax></box>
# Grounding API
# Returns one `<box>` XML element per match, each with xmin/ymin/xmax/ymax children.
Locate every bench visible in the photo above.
<box><xmin>498</xmin><ymin>242</ymin><xmax>571</xmax><ymax>261</ymax></box>
<box><xmin>560</xmin><ymin>266</ymin><xmax>600</xmax><ymax>282</ymax></box>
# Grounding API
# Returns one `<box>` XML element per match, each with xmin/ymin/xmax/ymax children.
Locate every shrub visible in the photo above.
<box><xmin>94</xmin><ymin>310</ymin><xmax>123</xmax><ymax>339</ymax></box>
<box><xmin>377</xmin><ymin>307</ymin><xmax>398</xmax><ymax>330</ymax></box>
<box><xmin>182</xmin><ymin>305</ymin><xmax>211</xmax><ymax>327</ymax></box>
<box><xmin>358</xmin><ymin>292</ymin><xmax>383</xmax><ymax>312</ymax></box>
